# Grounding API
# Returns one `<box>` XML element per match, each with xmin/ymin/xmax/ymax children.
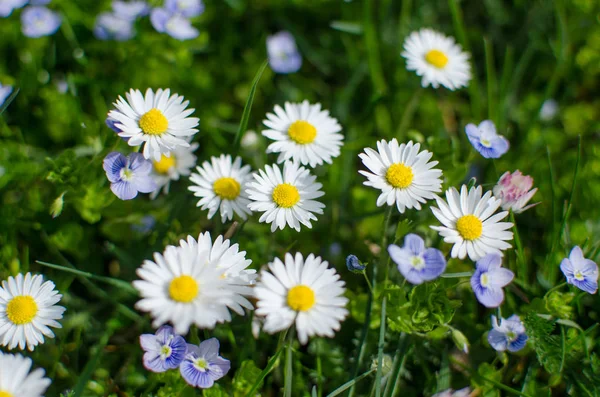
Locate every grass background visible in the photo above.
<box><xmin>1</xmin><ymin>0</ymin><xmax>600</xmax><ymax>395</ymax></box>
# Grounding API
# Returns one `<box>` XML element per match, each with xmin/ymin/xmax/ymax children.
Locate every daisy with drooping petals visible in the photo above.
<box><xmin>150</xmin><ymin>140</ymin><xmax>199</xmax><ymax>199</ymax></box>
<box><xmin>188</xmin><ymin>155</ymin><xmax>253</xmax><ymax>222</ymax></box>
<box><xmin>0</xmin><ymin>273</ymin><xmax>66</xmax><ymax>351</ymax></box>
<box><xmin>262</xmin><ymin>100</ymin><xmax>343</xmax><ymax>167</ymax></box>
<box><xmin>0</xmin><ymin>352</ymin><xmax>51</xmax><ymax>397</ymax></box>
<box><xmin>254</xmin><ymin>253</ymin><xmax>348</xmax><ymax>345</ymax></box>
<box><xmin>133</xmin><ymin>232</ymin><xmax>254</xmax><ymax>334</ymax></box>
<box><xmin>430</xmin><ymin>185</ymin><xmax>514</xmax><ymax>261</ymax></box>
<box><xmin>402</xmin><ymin>28</ymin><xmax>471</xmax><ymax>90</ymax></box>
<box><xmin>108</xmin><ymin>88</ymin><xmax>200</xmax><ymax>161</ymax></box>
<box><xmin>359</xmin><ymin>139</ymin><xmax>443</xmax><ymax>213</ymax></box>
<box><xmin>246</xmin><ymin>161</ymin><xmax>325</xmax><ymax>232</ymax></box>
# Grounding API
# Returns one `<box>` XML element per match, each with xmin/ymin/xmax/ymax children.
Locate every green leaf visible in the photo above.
<box><xmin>233</xmin><ymin>360</ymin><xmax>262</xmax><ymax>396</ymax></box>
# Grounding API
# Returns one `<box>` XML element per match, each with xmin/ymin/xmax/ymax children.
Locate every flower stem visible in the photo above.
<box><xmin>544</xmin><ymin>282</ymin><xmax>568</xmax><ymax>299</ymax></box>
<box><xmin>284</xmin><ymin>328</ymin><xmax>295</xmax><ymax>397</ymax></box>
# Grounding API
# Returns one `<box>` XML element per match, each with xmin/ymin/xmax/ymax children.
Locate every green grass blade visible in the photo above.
<box><xmin>233</xmin><ymin>59</ymin><xmax>269</xmax><ymax>148</ymax></box>
<box><xmin>0</xmin><ymin>87</ymin><xmax>19</xmax><ymax>115</ymax></box>
<box><xmin>36</xmin><ymin>260</ymin><xmax>137</xmax><ymax>294</ymax></box>
<box><xmin>327</xmin><ymin>369</ymin><xmax>375</xmax><ymax>397</ymax></box>
<box><xmin>284</xmin><ymin>339</ymin><xmax>293</xmax><ymax>397</ymax></box>
<box><xmin>363</xmin><ymin>0</ymin><xmax>387</xmax><ymax>96</ymax></box>
<box><xmin>484</xmin><ymin>37</ymin><xmax>497</xmax><ymax>122</ymax></box>
<box><xmin>244</xmin><ymin>347</ymin><xmax>284</xmax><ymax>397</ymax></box>
<box><xmin>330</xmin><ymin>21</ymin><xmax>363</xmax><ymax>35</ymax></box>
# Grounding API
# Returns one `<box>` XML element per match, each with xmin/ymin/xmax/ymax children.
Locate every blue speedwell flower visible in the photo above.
<box><xmin>94</xmin><ymin>12</ymin><xmax>135</xmax><ymax>41</ymax></box>
<box><xmin>465</xmin><ymin>120</ymin><xmax>509</xmax><ymax>159</ymax></box>
<box><xmin>346</xmin><ymin>254</ymin><xmax>366</xmax><ymax>272</ymax></box>
<box><xmin>103</xmin><ymin>152</ymin><xmax>156</xmax><ymax>200</ymax></box>
<box><xmin>21</xmin><ymin>6</ymin><xmax>61</xmax><ymax>38</ymax></box>
<box><xmin>139</xmin><ymin>325</ymin><xmax>187</xmax><ymax>373</ymax></box>
<box><xmin>180</xmin><ymin>338</ymin><xmax>231</xmax><ymax>389</ymax></box>
<box><xmin>266</xmin><ymin>31</ymin><xmax>302</xmax><ymax>74</ymax></box>
<box><xmin>150</xmin><ymin>7</ymin><xmax>198</xmax><ymax>40</ymax></box>
<box><xmin>0</xmin><ymin>83</ymin><xmax>13</xmax><ymax>107</ymax></box>
<box><xmin>487</xmin><ymin>314</ymin><xmax>527</xmax><ymax>352</ymax></box>
<box><xmin>112</xmin><ymin>0</ymin><xmax>149</xmax><ymax>20</ymax></box>
<box><xmin>388</xmin><ymin>234</ymin><xmax>446</xmax><ymax>285</ymax></box>
<box><xmin>560</xmin><ymin>246</ymin><xmax>599</xmax><ymax>294</ymax></box>
<box><xmin>470</xmin><ymin>253</ymin><xmax>514</xmax><ymax>308</ymax></box>
<box><xmin>165</xmin><ymin>0</ymin><xmax>204</xmax><ymax>18</ymax></box>
<box><xmin>0</xmin><ymin>0</ymin><xmax>27</xmax><ymax>17</ymax></box>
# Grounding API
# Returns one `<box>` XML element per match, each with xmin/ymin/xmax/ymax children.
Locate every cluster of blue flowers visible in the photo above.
<box><xmin>94</xmin><ymin>0</ymin><xmax>204</xmax><ymax>41</ymax></box>
<box><xmin>140</xmin><ymin>325</ymin><xmax>230</xmax><ymax>389</ymax></box>
<box><xmin>0</xmin><ymin>0</ymin><xmax>61</xmax><ymax>38</ymax></box>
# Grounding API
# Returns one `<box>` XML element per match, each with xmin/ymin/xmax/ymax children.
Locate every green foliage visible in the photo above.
<box><xmin>523</xmin><ymin>313</ymin><xmax>562</xmax><ymax>373</ymax></box>
<box><xmin>232</xmin><ymin>360</ymin><xmax>262</xmax><ymax>396</ymax></box>
<box><xmin>386</xmin><ymin>283</ymin><xmax>461</xmax><ymax>334</ymax></box>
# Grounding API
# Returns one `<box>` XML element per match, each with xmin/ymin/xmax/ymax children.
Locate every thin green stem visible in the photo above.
<box><xmin>510</xmin><ymin>212</ymin><xmax>528</xmax><ymax>283</ymax></box>
<box><xmin>362</xmin><ymin>271</ymin><xmax>374</xmax><ymax>295</ymax></box>
<box><xmin>440</xmin><ymin>271</ymin><xmax>473</xmax><ymax>278</ymax></box>
<box><xmin>328</xmin><ymin>369</ymin><xmax>376</xmax><ymax>397</ymax></box>
<box><xmin>543</xmin><ymin>282</ymin><xmax>568</xmax><ymax>299</ymax></box>
<box><xmin>374</xmin><ymin>297</ymin><xmax>388</xmax><ymax>397</ymax></box>
<box><xmin>284</xmin><ymin>329</ymin><xmax>294</xmax><ymax>397</ymax></box>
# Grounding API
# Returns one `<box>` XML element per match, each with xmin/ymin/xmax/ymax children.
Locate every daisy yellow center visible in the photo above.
<box><xmin>213</xmin><ymin>177</ymin><xmax>241</xmax><ymax>200</ymax></box>
<box><xmin>6</xmin><ymin>295</ymin><xmax>38</xmax><ymax>325</ymax></box>
<box><xmin>139</xmin><ymin>108</ymin><xmax>169</xmax><ymax>135</ymax></box>
<box><xmin>168</xmin><ymin>275</ymin><xmax>198</xmax><ymax>303</ymax></box>
<box><xmin>425</xmin><ymin>49</ymin><xmax>449</xmax><ymax>69</ymax></box>
<box><xmin>386</xmin><ymin>163</ymin><xmax>414</xmax><ymax>188</ymax></box>
<box><xmin>456</xmin><ymin>215</ymin><xmax>483</xmax><ymax>241</ymax></box>
<box><xmin>288</xmin><ymin>120</ymin><xmax>317</xmax><ymax>144</ymax></box>
<box><xmin>272</xmin><ymin>183</ymin><xmax>300</xmax><ymax>208</ymax></box>
<box><xmin>0</xmin><ymin>392</ymin><xmax>14</xmax><ymax>397</ymax></box>
<box><xmin>287</xmin><ymin>285</ymin><xmax>315</xmax><ymax>312</ymax></box>
<box><xmin>154</xmin><ymin>155</ymin><xmax>176</xmax><ymax>174</ymax></box>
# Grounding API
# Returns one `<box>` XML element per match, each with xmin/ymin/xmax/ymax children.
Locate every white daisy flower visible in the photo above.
<box><xmin>246</xmin><ymin>161</ymin><xmax>325</xmax><ymax>232</ymax></box>
<box><xmin>150</xmin><ymin>141</ymin><xmax>199</xmax><ymax>199</ymax></box>
<box><xmin>262</xmin><ymin>100</ymin><xmax>343</xmax><ymax>167</ymax></box>
<box><xmin>402</xmin><ymin>28</ymin><xmax>471</xmax><ymax>90</ymax></box>
<box><xmin>108</xmin><ymin>88</ymin><xmax>200</xmax><ymax>161</ymax></box>
<box><xmin>188</xmin><ymin>155</ymin><xmax>253</xmax><ymax>223</ymax></box>
<box><xmin>359</xmin><ymin>139</ymin><xmax>443</xmax><ymax>213</ymax></box>
<box><xmin>430</xmin><ymin>185</ymin><xmax>514</xmax><ymax>261</ymax></box>
<box><xmin>133</xmin><ymin>232</ymin><xmax>255</xmax><ymax>334</ymax></box>
<box><xmin>0</xmin><ymin>273</ymin><xmax>66</xmax><ymax>351</ymax></box>
<box><xmin>254</xmin><ymin>252</ymin><xmax>348</xmax><ymax>345</ymax></box>
<box><xmin>0</xmin><ymin>352</ymin><xmax>51</xmax><ymax>397</ymax></box>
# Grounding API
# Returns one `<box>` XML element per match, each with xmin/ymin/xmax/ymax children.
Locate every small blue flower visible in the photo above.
<box><xmin>266</xmin><ymin>31</ymin><xmax>302</xmax><ymax>74</ymax></box>
<box><xmin>560</xmin><ymin>246</ymin><xmax>599</xmax><ymax>294</ymax></box>
<box><xmin>94</xmin><ymin>12</ymin><xmax>135</xmax><ymax>41</ymax></box>
<box><xmin>103</xmin><ymin>152</ymin><xmax>157</xmax><ymax>200</ymax></box>
<box><xmin>388</xmin><ymin>234</ymin><xmax>446</xmax><ymax>285</ymax></box>
<box><xmin>165</xmin><ymin>0</ymin><xmax>204</xmax><ymax>18</ymax></box>
<box><xmin>0</xmin><ymin>83</ymin><xmax>13</xmax><ymax>107</ymax></box>
<box><xmin>346</xmin><ymin>255</ymin><xmax>366</xmax><ymax>272</ymax></box>
<box><xmin>21</xmin><ymin>6</ymin><xmax>61</xmax><ymax>38</ymax></box>
<box><xmin>112</xmin><ymin>0</ymin><xmax>149</xmax><ymax>20</ymax></box>
<box><xmin>139</xmin><ymin>325</ymin><xmax>187</xmax><ymax>373</ymax></box>
<box><xmin>180</xmin><ymin>338</ymin><xmax>231</xmax><ymax>389</ymax></box>
<box><xmin>487</xmin><ymin>314</ymin><xmax>527</xmax><ymax>352</ymax></box>
<box><xmin>465</xmin><ymin>120</ymin><xmax>509</xmax><ymax>159</ymax></box>
<box><xmin>0</xmin><ymin>0</ymin><xmax>27</xmax><ymax>17</ymax></box>
<box><xmin>470</xmin><ymin>253</ymin><xmax>514</xmax><ymax>308</ymax></box>
<box><xmin>150</xmin><ymin>8</ymin><xmax>198</xmax><ymax>40</ymax></box>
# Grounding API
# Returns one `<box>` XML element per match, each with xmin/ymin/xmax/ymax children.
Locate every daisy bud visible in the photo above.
<box><xmin>492</xmin><ymin>170</ymin><xmax>539</xmax><ymax>213</ymax></box>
